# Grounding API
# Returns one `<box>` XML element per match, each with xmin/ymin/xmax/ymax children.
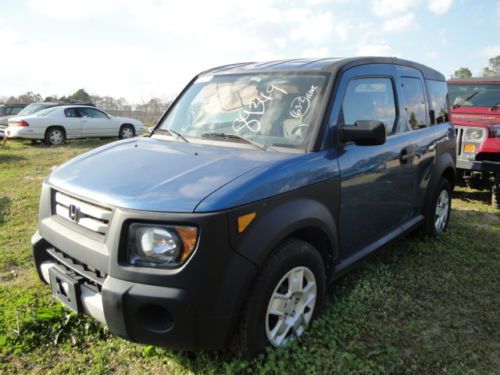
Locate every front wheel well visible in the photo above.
<box><xmin>286</xmin><ymin>226</ymin><xmax>335</xmax><ymax>279</ymax></box>
<box><xmin>442</xmin><ymin>167</ymin><xmax>456</xmax><ymax>189</ymax></box>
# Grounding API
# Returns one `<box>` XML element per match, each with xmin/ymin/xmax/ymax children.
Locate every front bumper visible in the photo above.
<box><xmin>33</xmin><ymin>234</ymin><xmax>197</xmax><ymax>348</ymax></box>
<box><xmin>32</xmin><ymin>185</ymin><xmax>258</xmax><ymax>350</ymax></box>
<box><xmin>457</xmin><ymin>159</ymin><xmax>500</xmax><ymax>173</ymax></box>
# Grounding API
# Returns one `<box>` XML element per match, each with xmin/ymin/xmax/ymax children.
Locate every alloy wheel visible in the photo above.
<box><xmin>434</xmin><ymin>189</ymin><xmax>450</xmax><ymax>232</ymax></box>
<box><xmin>265</xmin><ymin>266</ymin><xmax>317</xmax><ymax>347</ymax></box>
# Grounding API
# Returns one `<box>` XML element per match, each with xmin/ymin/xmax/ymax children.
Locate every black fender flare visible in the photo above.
<box><xmin>229</xmin><ymin>198</ymin><xmax>339</xmax><ymax>272</ymax></box>
<box><xmin>423</xmin><ymin>152</ymin><xmax>455</xmax><ymax>211</ymax></box>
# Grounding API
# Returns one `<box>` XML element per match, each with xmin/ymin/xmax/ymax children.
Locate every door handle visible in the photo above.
<box><xmin>399</xmin><ymin>148</ymin><xmax>415</xmax><ymax>164</ymax></box>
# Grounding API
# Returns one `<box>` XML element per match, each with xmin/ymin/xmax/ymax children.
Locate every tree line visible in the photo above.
<box><xmin>452</xmin><ymin>55</ymin><xmax>500</xmax><ymax>79</ymax></box>
<box><xmin>0</xmin><ymin>88</ymin><xmax>171</xmax><ymax>116</ymax></box>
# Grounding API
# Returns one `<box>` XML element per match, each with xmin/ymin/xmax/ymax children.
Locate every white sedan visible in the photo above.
<box><xmin>5</xmin><ymin>105</ymin><xmax>145</xmax><ymax>145</ymax></box>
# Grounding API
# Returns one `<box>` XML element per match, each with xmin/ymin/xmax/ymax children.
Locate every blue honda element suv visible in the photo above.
<box><xmin>32</xmin><ymin>57</ymin><xmax>455</xmax><ymax>357</ymax></box>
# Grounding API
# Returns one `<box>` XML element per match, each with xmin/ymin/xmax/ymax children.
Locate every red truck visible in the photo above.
<box><xmin>448</xmin><ymin>77</ymin><xmax>500</xmax><ymax>208</ymax></box>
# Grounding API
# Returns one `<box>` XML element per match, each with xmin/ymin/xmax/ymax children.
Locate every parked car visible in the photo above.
<box><xmin>448</xmin><ymin>77</ymin><xmax>500</xmax><ymax>208</ymax></box>
<box><xmin>0</xmin><ymin>103</ymin><xmax>27</xmax><ymax>134</ymax></box>
<box><xmin>32</xmin><ymin>57</ymin><xmax>455</xmax><ymax>357</ymax></box>
<box><xmin>1</xmin><ymin>102</ymin><xmax>66</xmax><ymax>138</ymax></box>
<box><xmin>0</xmin><ymin>103</ymin><xmax>26</xmax><ymax>118</ymax></box>
<box><xmin>5</xmin><ymin>105</ymin><xmax>145</xmax><ymax>145</ymax></box>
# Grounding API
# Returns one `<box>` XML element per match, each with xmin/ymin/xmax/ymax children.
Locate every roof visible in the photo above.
<box><xmin>50</xmin><ymin>105</ymin><xmax>95</xmax><ymax>109</ymax></box>
<box><xmin>448</xmin><ymin>76</ymin><xmax>500</xmax><ymax>83</ymax></box>
<box><xmin>201</xmin><ymin>57</ymin><xmax>445</xmax><ymax>81</ymax></box>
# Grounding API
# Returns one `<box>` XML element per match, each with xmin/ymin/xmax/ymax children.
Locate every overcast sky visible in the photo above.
<box><xmin>1</xmin><ymin>0</ymin><xmax>499</xmax><ymax>103</ymax></box>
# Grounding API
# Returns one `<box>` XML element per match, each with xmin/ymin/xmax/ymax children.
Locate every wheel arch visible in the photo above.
<box><xmin>423</xmin><ymin>152</ymin><xmax>455</xmax><ymax>213</ymax></box>
<box><xmin>45</xmin><ymin>125</ymin><xmax>66</xmax><ymax>136</ymax></box>
<box><xmin>44</xmin><ymin>125</ymin><xmax>67</xmax><ymax>142</ymax></box>
<box><xmin>230</xmin><ymin>198</ymin><xmax>338</xmax><ymax>279</ymax></box>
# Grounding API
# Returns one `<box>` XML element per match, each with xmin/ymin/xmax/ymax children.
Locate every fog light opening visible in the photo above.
<box><xmin>137</xmin><ymin>304</ymin><xmax>174</xmax><ymax>333</ymax></box>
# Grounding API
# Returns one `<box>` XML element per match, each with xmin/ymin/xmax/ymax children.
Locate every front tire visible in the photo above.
<box><xmin>119</xmin><ymin>124</ymin><xmax>135</xmax><ymax>139</ymax></box>
<box><xmin>423</xmin><ymin>177</ymin><xmax>452</xmax><ymax>235</ymax></box>
<box><xmin>44</xmin><ymin>127</ymin><xmax>65</xmax><ymax>146</ymax></box>
<box><xmin>233</xmin><ymin>238</ymin><xmax>326</xmax><ymax>358</ymax></box>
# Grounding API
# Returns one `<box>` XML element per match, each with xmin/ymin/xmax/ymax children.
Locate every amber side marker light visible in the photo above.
<box><xmin>176</xmin><ymin>226</ymin><xmax>199</xmax><ymax>261</ymax></box>
<box><xmin>238</xmin><ymin>212</ymin><xmax>256</xmax><ymax>233</ymax></box>
<box><xmin>464</xmin><ymin>144</ymin><xmax>476</xmax><ymax>153</ymax></box>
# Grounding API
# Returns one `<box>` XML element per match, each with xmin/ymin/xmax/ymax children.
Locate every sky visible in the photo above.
<box><xmin>0</xmin><ymin>0</ymin><xmax>499</xmax><ymax>103</ymax></box>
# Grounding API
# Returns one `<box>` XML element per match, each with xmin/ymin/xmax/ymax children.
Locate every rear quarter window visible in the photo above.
<box><xmin>427</xmin><ymin>80</ymin><xmax>449</xmax><ymax>124</ymax></box>
<box><xmin>401</xmin><ymin>77</ymin><xmax>427</xmax><ymax>130</ymax></box>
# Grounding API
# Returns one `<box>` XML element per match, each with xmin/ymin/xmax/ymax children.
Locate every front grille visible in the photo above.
<box><xmin>455</xmin><ymin>126</ymin><xmax>465</xmax><ymax>157</ymax></box>
<box><xmin>47</xmin><ymin>247</ymin><xmax>106</xmax><ymax>291</ymax></box>
<box><xmin>53</xmin><ymin>191</ymin><xmax>112</xmax><ymax>235</ymax></box>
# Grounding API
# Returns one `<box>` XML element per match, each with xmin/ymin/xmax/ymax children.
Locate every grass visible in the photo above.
<box><xmin>0</xmin><ymin>139</ymin><xmax>499</xmax><ymax>374</ymax></box>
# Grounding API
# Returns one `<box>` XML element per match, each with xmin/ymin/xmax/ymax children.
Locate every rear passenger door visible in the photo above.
<box><xmin>394</xmin><ymin>65</ymin><xmax>439</xmax><ymax>216</ymax></box>
<box><xmin>334</xmin><ymin>64</ymin><xmax>417</xmax><ymax>258</ymax></box>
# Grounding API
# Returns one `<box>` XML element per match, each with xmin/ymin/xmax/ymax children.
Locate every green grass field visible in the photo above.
<box><xmin>1</xmin><ymin>139</ymin><xmax>499</xmax><ymax>374</ymax></box>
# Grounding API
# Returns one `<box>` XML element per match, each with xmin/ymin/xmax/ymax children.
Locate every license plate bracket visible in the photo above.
<box><xmin>49</xmin><ymin>266</ymin><xmax>82</xmax><ymax>313</ymax></box>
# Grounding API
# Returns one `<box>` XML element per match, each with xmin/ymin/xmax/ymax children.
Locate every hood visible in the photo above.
<box><xmin>450</xmin><ymin>107</ymin><xmax>500</xmax><ymax>127</ymax></box>
<box><xmin>48</xmin><ymin>137</ymin><xmax>289</xmax><ymax>212</ymax></box>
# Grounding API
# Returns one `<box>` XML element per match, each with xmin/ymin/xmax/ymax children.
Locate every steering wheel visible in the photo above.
<box><xmin>291</xmin><ymin>123</ymin><xmax>310</xmax><ymax>138</ymax></box>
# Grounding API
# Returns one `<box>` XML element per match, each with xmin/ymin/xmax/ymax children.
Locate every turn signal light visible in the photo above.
<box><xmin>463</xmin><ymin>144</ymin><xmax>475</xmax><ymax>153</ymax></box>
<box><xmin>237</xmin><ymin>212</ymin><xmax>256</xmax><ymax>233</ymax></box>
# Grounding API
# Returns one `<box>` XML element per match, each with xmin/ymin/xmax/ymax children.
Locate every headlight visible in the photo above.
<box><xmin>464</xmin><ymin>127</ymin><xmax>485</xmax><ymax>141</ymax></box>
<box><xmin>489</xmin><ymin>125</ymin><xmax>500</xmax><ymax>138</ymax></box>
<box><xmin>127</xmin><ymin>223</ymin><xmax>198</xmax><ymax>268</ymax></box>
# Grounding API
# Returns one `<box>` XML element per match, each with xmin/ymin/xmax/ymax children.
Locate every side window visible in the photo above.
<box><xmin>341</xmin><ymin>77</ymin><xmax>397</xmax><ymax>135</ymax></box>
<box><xmin>11</xmin><ymin>106</ymin><xmax>24</xmax><ymax>115</ymax></box>
<box><xmin>427</xmin><ymin>80</ymin><xmax>449</xmax><ymax>124</ymax></box>
<box><xmin>401</xmin><ymin>77</ymin><xmax>427</xmax><ymax>129</ymax></box>
<box><xmin>79</xmin><ymin>108</ymin><xmax>108</xmax><ymax>119</ymax></box>
<box><xmin>64</xmin><ymin>108</ymin><xmax>81</xmax><ymax>118</ymax></box>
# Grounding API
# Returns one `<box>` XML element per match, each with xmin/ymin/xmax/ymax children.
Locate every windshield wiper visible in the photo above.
<box><xmin>453</xmin><ymin>91</ymin><xmax>480</xmax><ymax>108</ymax></box>
<box><xmin>154</xmin><ymin>128</ymin><xmax>189</xmax><ymax>143</ymax></box>
<box><xmin>490</xmin><ymin>101</ymin><xmax>500</xmax><ymax>110</ymax></box>
<box><xmin>200</xmin><ymin>132</ymin><xmax>270</xmax><ymax>151</ymax></box>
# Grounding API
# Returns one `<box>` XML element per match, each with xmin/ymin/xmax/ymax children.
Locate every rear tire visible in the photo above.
<box><xmin>119</xmin><ymin>124</ymin><xmax>135</xmax><ymax>139</ymax></box>
<box><xmin>44</xmin><ymin>127</ymin><xmax>65</xmax><ymax>146</ymax></box>
<box><xmin>232</xmin><ymin>238</ymin><xmax>326</xmax><ymax>359</ymax></box>
<box><xmin>423</xmin><ymin>177</ymin><xmax>452</xmax><ymax>235</ymax></box>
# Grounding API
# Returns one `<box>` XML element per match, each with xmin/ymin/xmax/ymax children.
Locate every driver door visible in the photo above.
<box><xmin>79</xmin><ymin>108</ymin><xmax>113</xmax><ymax>137</ymax></box>
<box><xmin>334</xmin><ymin>64</ymin><xmax>416</xmax><ymax>258</ymax></box>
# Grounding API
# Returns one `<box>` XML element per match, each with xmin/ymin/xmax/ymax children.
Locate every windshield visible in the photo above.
<box><xmin>448</xmin><ymin>83</ymin><xmax>500</xmax><ymax>108</ymax></box>
<box><xmin>156</xmin><ymin>73</ymin><xmax>328</xmax><ymax>151</ymax></box>
<box><xmin>18</xmin><ymin>103</ymin><xmax>56</xmax><ymax>116</ymax></box>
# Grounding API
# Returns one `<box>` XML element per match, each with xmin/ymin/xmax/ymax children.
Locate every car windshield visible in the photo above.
<box><xmin>448</xmin><ymin>83</ymin><xmax>500</xmax><ymax>108</ymax></box>
<box><xmin>155</xmin><ymin>73</ymin><xmax>328</xmax><ymax>151</ymax></box>
<box><xmin>18</xmin><ymin>103</ymin><xmax>55</xmax><ymax>116</ymax></box>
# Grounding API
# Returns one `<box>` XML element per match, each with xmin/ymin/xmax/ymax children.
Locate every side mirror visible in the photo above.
<box><xmin>339</xmin><ymin>120</ymin><xmax>386</xmax><ymax>146</ymax></box>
